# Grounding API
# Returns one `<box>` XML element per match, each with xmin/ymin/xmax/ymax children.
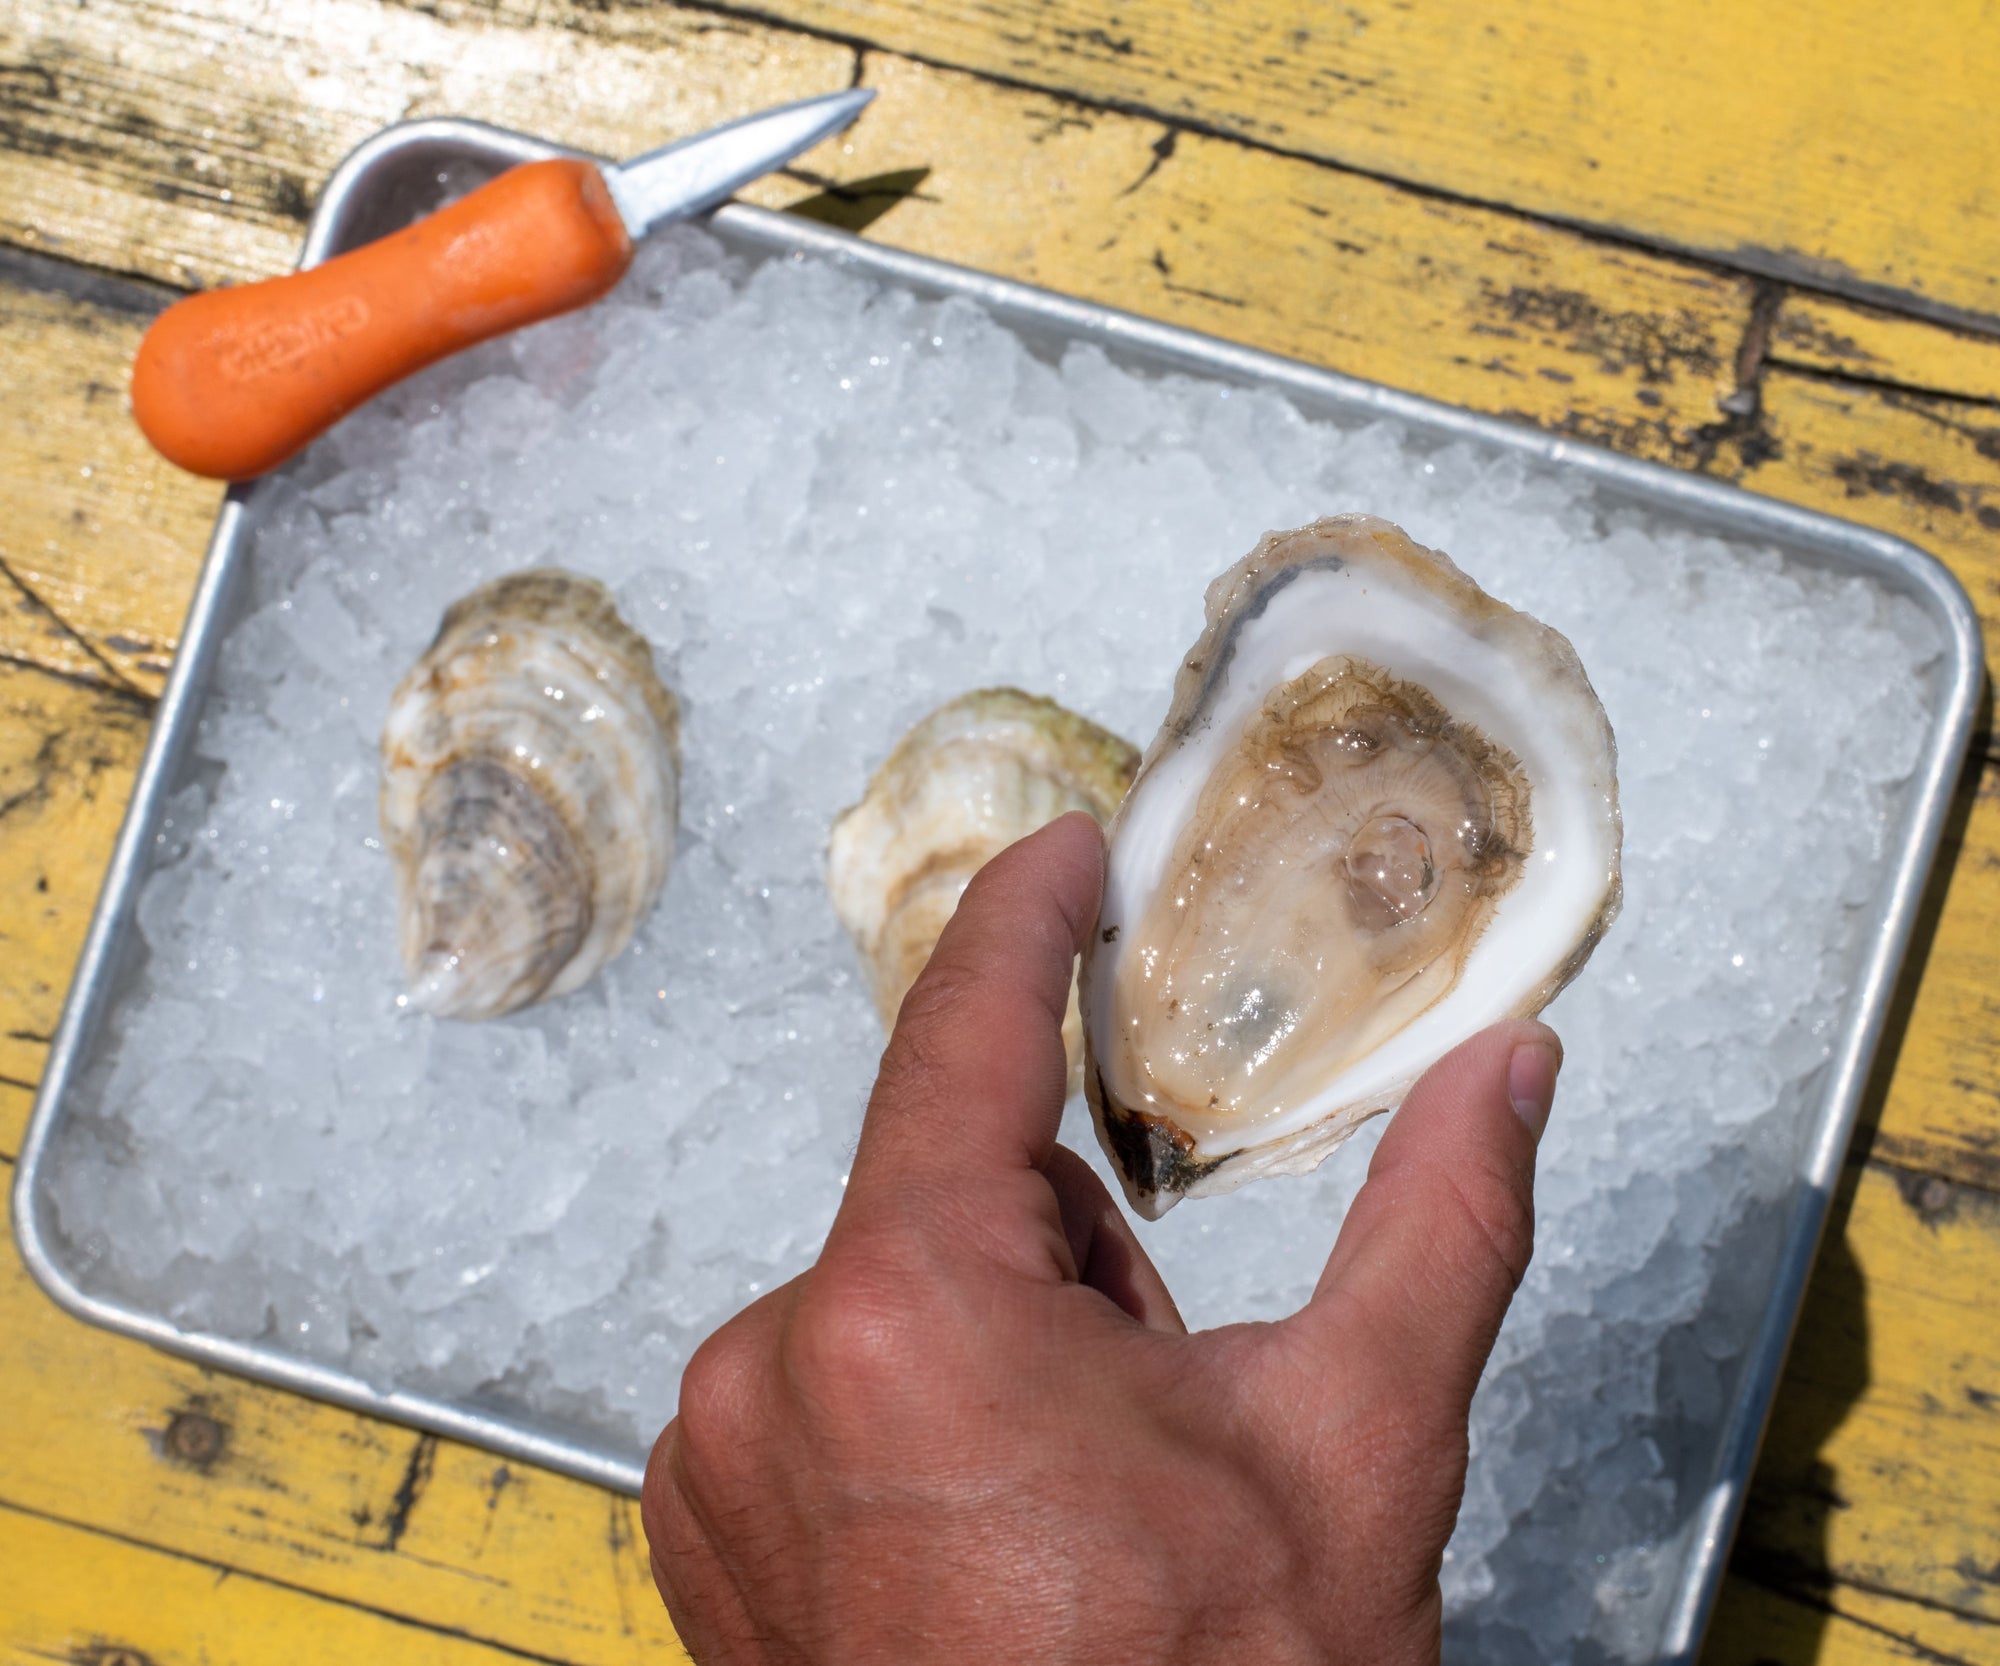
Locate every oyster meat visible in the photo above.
<box><xmin>1082</xmin><ymin>516</ymin><xmax>1621</xmax><ymax>1216</ymax></box>
<box><xmin>380</xmin><ymin>568</ymin><xmax>681</xmax><ymax>1021</ymax></box>
<box><xmin>828</xmin><ymin>688</ymin><xmax>1138</xmax><ymax>1086</ymax></box>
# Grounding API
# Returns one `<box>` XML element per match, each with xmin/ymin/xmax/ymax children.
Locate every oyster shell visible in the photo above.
<box><xmin>380</xmin><ymin>569</ymin><xmax>681</xmax><ymax>1021</ymax></box>
<box><xmin>1082</xmin><ymin>516</ymin><xmax>1621</xmax><ymax>1216</ymax></box>
<box><xmin>828</xmin><ymin>688</ymin><xmax>1138</xmax><ymax>1085</ymax></box>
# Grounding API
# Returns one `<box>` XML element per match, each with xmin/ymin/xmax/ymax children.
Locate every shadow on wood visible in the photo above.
<box><xmin>783</xmin><ymin>168</ymin><xmax>932</xmax><ymax>236</ymax></box>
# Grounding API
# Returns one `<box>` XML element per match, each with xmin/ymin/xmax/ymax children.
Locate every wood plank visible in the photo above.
<box><xmin>1</xmin><ymin>0</ymin><xmax>856</xmax><ymax>290</ymax></box>
<box><xmin>1</xmin><ymin>1192</ymin><xmax>685</xmax><ymax>1662</ymax></box>
<box><xmin>1866</xmin><ymin>765</ymin><xmax>2000</xmax><ymax>1195</ymax></box>
<box><xmin>1737</xmin><ymin>1159</ymin><xmax>2000</xmax><ymax>1629</ymax></box>
<box><xmin>0</xmin><ymin>1493</ymin><xmax>588</xmax><ymax>1666</ymax></box>
<box><xmin>0</xmin><ymin>660</ymin><xmax>148</xmax><ymax>1105</ymax></box>
<box><xmin>1773</xmin><ymin>294</ymin><xmax>2000</xmax><ymax>406</ymax></box>
<box><xmin>740</xmin><ymin>53</ymin><xmax>1755</xmax><ymax>466</ymax></box>
<box><xmin>0</xmin><ymin>262</ymin><xmax>219</xmax><ymax>695</ymax></box>
<box><xmin>1732</xmin><ymin>366</ymin><xmax>2000</xmax><ymax>721</ymax></box>
<box><xmin>1707</xmin><ymin>1569</ymin><xmax>2000</xmax><ymax>1665</ymax></box>
<box><xmin>0</xmin><ymin>1083</ymin><xmax>28</xmax><ymax>1151</ymax></box>
<box><xmin>723</xmin><ymin>0</ymin><xmax>2000</xmax><ymax>330</ymax></box>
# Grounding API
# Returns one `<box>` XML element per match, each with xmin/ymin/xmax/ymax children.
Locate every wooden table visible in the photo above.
<box><xmin>3</xmin><ymin>3</ymin><xmax>1996</xmax><ymax>1659</ymax></box>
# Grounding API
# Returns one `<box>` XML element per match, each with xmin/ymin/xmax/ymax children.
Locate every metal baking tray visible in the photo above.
<box><xmin>12</xmin><ymin>117</ymin><xmax>1983</xmax><ymax>1662</ymax></box>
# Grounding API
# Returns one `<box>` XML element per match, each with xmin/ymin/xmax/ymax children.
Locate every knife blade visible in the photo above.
<box><xmin>131</xmin><ymin>89</ymin><xmax>874</xmax><ymax>482</ymax></box>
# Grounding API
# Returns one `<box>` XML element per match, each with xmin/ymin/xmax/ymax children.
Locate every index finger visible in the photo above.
<box><xmin>838</xmin><ymin>810</ymin><xmax>1103</xmax><ymax>1223</ymax></box>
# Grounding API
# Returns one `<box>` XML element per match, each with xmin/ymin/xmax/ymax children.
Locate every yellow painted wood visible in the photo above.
<box><xmin>0</xmin><ymin>1083</ymin><xmax>28</xmax><ymax>1149</ymax></box>
<box><xmin>1773</xmin><ymin>294</ymin><xmax>2000</xmax><ymax>406</ymax></box>
<box><xmin>1734</xmin><ymin>368</ymin><xmax>2000</xmax><ymax>709</ymax></box>
<box><xmin>0</xmin><ymin>1493</ymin><xmax>602</xmax><ymax>1666</ymax></box>
<box><xmin>0</xmin><ymin>279</ymin><xmax>219</xmax><ymax>695</ymax></box>
<box><xmin>1863</xmin><ymin>766</ymin><xmax>2000</xmax><ymax>1194</ymax></box>
<box><xmin>2</xmin><ymin>0</ymin><xmax>856</xmax><ymax>290</ymax></box>
<box><xmin>740</xmin><ymin>54</ymin><xmax>1755</xmax><ymax>466</ymax></box>
<box><xmin>1708</xmin><ymin>1569</ymin><xmax>2000</xmax><ymax>1664</ymax></box>
<box><xmin>5</xmin><ymin>4</ymin><xmax>2000</xmax><ymax>1661</ymax></box>
<box><xmin>0</xmin><ymin>661</ymin><xmax>148</xmax><ymax>1099</ymax></box>
<box><xmin>1</xmin><ymin>1185</ymin><xmax>686</xmax><ymax>1662</ymax></box>
<box><xmin>1742</xmin><ymin>1158</ymin><xmax>2000</xmax><ymax>1628</ymax></box>
<box><xmin>731</xmin><ymin>0</ymin><xmax>2000</xmax><ymax>328</ymax></box>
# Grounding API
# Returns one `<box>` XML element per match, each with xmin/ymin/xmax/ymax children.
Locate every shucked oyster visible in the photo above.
<box><xmin>381</xmin><ymin>569</ymin><xmax>680</xmax><ymax>1021</ymax></box>
<box><xmin>1082</xmin><ymin>516</ymin><xmax>1621</xmax><ymax>1217</ymax></box>
<box><xmin>828</xmin><ymin>688</ymin><xmax>1138</xmax><ymax>1087</ymax></box>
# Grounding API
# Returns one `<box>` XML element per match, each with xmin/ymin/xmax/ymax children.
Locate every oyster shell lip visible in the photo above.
<box><xmin>1082</xmin><ymin>514</ymin><xmax>1623</xmax><ymax>1219</ymax></box>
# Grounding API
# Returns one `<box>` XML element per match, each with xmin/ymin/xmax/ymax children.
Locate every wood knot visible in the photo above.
<box><xmin>162</xmin><ymin>1408</ymin><xmax>227</xmax><ymax>1470</ymax></box>
<box><xmin>79</xmin><ymin>1647</ymin><xmax>157</xmax><ymax>1666</ymax></box>
<box><xmin>1894</xmin><ymin>1168</ymin><xmax>1959</xmax><ymax>1225</ymax></box>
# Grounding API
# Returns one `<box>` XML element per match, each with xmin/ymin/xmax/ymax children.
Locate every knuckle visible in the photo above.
<box><xmin>639</xmin><ymin>1421</ymin><xmax>696</xmax><ymax>1561</ymax></box>
<box><xmin>673</xmin><ymin>1321</ymin><xmax>764</xmax><ymax>1463</ymax></box>
<box><xmin>784</xmin><ymin>1261</ymin><xmax>932</xmax><ymax>1407</ymax></box>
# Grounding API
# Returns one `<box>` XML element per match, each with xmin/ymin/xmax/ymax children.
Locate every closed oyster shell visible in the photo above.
<box><xmin>380</xmin><ymin>569</ymin><xmax>681</xmax><ymax>1021</ymax></box>
<box><xmin>827</xmin><ymin>688</ymin><xmax>1138</xmax><ymax>1086</ymax></box>
<box><xmin>1082</xmin><ymin>516</ymin><xmax>1622</xmax><ymax>1216</ymax></box>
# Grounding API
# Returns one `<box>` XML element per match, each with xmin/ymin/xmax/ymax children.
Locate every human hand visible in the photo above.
<box><xmin>642</xmin><ymin>811</ymin><xmax>1562</xmax><ymax>1664</ymax></box>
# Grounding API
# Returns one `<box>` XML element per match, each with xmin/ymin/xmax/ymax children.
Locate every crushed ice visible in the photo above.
<box><xmin>46</xmin><ymin>225</ymin><xmax>1941</xmax><ymax>1660</ymax></box>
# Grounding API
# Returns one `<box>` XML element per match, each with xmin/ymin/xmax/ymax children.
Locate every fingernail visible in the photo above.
<box><xmin>1508</xmin><ymin>1041</ymin><xmax>1561</xmax><ymax>1142</ymax></box>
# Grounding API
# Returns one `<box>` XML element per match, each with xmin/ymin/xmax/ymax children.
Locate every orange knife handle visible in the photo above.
<box><xmin>131</xmin><ymin>159</ymin><xmax>634</xmax><ymax>481</ymax></box>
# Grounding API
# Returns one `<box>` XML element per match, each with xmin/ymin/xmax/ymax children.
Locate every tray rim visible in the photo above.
<box><xmin>11</xmin><ymin>114</ymin><xmax>1986</xmax><ymax>1660</ymax></box>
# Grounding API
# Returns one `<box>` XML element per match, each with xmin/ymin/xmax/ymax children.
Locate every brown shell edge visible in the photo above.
<box><xmin>1084</xmin><ymin>1056</ymin><xmax>1232</xmax><ymax>1220</ymax></box>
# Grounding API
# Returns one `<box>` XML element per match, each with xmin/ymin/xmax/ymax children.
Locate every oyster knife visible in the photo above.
<box><xmin>131</xmin><ymin>89</ymin><xmax>875</xmax><ymax>481</ymax></box>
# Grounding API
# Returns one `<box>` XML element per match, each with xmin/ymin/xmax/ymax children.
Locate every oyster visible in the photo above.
<box><xmin>828</xmin><ymin>688</ymin><xmax>1138</xmax><ymax>1085</ymax></box>
<box><xmin>1082</xmin><ymin>516</ymin><xmax>1621</xmax><ymax>1216</ymax></box>
<box><xmin>380</xmin><ymin>569</ymin><xmax>681</xmax><ymax>1021</ymax></box>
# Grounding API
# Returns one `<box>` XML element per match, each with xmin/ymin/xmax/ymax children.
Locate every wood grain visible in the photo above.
<box><xmin>1741</xmin><ymin>1159</ymin><xmax>2000</xmax><ymax>1631</ymax></box>
<box><xmin>1734</xmin><ymin>367</ymin><xmax>2000</xmax><ymax>709</ymax></box>
<box><xmin>2</xmin><ymin>0</ymin><xmax>855</xmax><ymax>290</ymax></box>
<box><xmin>1864</xmin><ymin>767</ymin><xmax>2000</xmax><ymax>1194</ymax></box>
<box><xmin>0</xmin><ymin>1491</ymin><xmax>613</xmax><ymax>1666</ymax></box>
<box><xmin>742</xmin><ymin>54</ymin><xmax>1756</xmax><ymax>467</ymax></box>
<box><xmin>1710</xmin><ymin>1567</ymin><xmax>2000</xmax><ymax>1665</ymax></box>
<box><xmin>0</xmin><ymin>268</ymin><xmax>219</xmax><ymax>695</ymax></box>
<box><xmin>0</xmin><ymin>1185</ymin><xmax>687</xmax><ymax>1663</ymax></box>
<box><xmin>1773</xmin><ymin>294</ymin><xmax>2000</xmax><ymax>406</ymax></box>
<box><xmin>6</xmin><ymin>9</ymin><xmax>1761</xmax><ymax>476</ymax></box>
<box><xmin>712</xmin><ymin>0</ymin><xmax>2000</xmax><ymax>329</ymax></box>
<box><xmin>0</xmin><ymin>660</ymin><xmax>148</xmax><ymax>1100</ymax></box>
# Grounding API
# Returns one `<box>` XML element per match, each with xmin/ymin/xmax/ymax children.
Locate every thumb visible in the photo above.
<box><xmin>1292</xmin><ymin>1019</ymin><xmax>1561</xmax><ymax>1427</ymax></box>
<box><xmin>837</xmin><ymin>811</ymin><xmax>1103</xmax><ymax>1229</ymax></box>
